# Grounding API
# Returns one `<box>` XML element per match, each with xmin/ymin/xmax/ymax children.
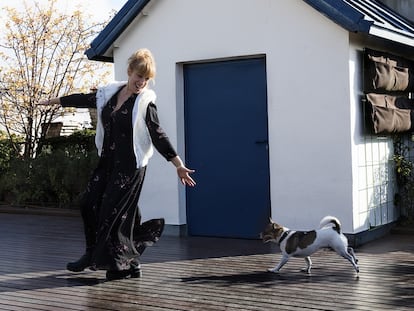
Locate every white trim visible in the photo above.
<box><xmin>369</xmin><ymin>26</ymin><xmax>414</xmax><ymax>47</ymax></box>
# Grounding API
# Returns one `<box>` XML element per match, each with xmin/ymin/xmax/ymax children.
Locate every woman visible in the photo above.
<box><xmin>41</xmin><ymin>48</ymin><xmax>196</xmax><ymax>281</ymax></box>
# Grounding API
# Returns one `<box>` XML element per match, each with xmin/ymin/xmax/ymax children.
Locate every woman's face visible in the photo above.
<box><xmin>128</xmin><ymin>70</ymin><xmax>150</xmax><ymax>94</ymax></box>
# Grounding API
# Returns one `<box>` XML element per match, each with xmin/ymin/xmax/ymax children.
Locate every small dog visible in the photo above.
<box><xmin>261</xmin><ymin>216</ymin><xmax>359</xmax><ymax>274</ymax></box>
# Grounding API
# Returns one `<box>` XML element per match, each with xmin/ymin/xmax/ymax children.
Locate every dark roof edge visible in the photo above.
<box><xmin>85</xmin><ymin>0</ymin><xmax>151</xmax><ymax>62</ymax></box>
<box><xmin>303</xmin><ymin>0</ymin><xmax>373</xmax><ymax>33</ymax></box>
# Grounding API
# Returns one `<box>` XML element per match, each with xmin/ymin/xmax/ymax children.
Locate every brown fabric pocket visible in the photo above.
<box><xmin>368</xmin><ymin>55</ymin><xmax>397</xmax><ymax>67</ymax></box>
<box><xmin>366</xmin><ymin>93</ymin><xmax>414</xmax><ymax>109</ymax></box>
<box><xmin>366</xmin><ymin>94</ymin><xmax>414</xmax><ymax>134</ymax></box>
<box><xmin>364</xmin><ymin>49</ymin><xmax>414</xmax><ymax>93</ymax></box>
<box><xmin>371</xmin><ymin>62</ymin><xmax>409</xmax><ymax>91</ymax></box>
<box><xmin>369</xmin><ymin>104</ymin><xmax>412</xmax><ymax>134</ymax></box>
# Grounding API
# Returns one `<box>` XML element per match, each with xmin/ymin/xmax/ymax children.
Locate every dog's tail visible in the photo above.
<box><xmin>319</xmin><ymin>216</ymin><xmax>341</xmax><ymax>234</ymax></box>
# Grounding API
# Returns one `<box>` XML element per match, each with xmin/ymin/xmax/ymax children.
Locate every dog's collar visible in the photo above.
<box><xmin>278</xmin><ymin>230</ymin><xmax>291</xmax><ymax>245</ymax></box>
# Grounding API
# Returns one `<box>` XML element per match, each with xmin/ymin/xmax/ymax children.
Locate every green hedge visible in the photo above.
<box><xmin>0</xmin><ymin>130</ymin><xmax>98</xmax><ymax>208</ymax></box>
<box><xmin>0</xmin><ymin>136</ymin><xmax>22</xmax><ymax>175</ymax></box>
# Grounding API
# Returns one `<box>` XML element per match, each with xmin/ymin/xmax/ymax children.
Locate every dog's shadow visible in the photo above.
<box><xmin>180</xmin><ymin>270</ymin><xmax>337</xmax><ymax>287</ymax></box>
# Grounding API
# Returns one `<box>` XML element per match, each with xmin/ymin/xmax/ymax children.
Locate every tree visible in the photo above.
<box><xmin>0</xmin><ymin>0</ymin><xmax>112</xmax><ymax>158</ymax></box>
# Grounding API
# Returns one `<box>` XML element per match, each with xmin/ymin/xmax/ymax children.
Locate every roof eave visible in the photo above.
<box><xmin>87</xmin><ymin>0</ymin><xmax>414</xmax><ymax>63</ymax></box>
<box><xmin>85</xmin><ymin>0</ymin><xmax>151</xmax><ymax>62</ymax></box>
<box><xmin>303</xmin><ymin>0</ymin><xmax>373</xmax><ymax>33</ymax></box>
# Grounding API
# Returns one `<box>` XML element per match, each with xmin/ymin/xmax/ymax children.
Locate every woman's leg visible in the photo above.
<box><xmin>67</xmin><ymin>168</ymin><xmax>107</xmax><ymax>272</ymax></box>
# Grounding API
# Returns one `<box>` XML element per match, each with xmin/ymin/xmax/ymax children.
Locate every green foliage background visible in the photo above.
<box><xmin>393</xmin><ymin>135</ymin><xmax>414</xmax><ymax>224</ymax></box>
<box><xmin>0</xmin><ymin>130</ymin><xmax>98</xmax><ymax>208</ymax></box>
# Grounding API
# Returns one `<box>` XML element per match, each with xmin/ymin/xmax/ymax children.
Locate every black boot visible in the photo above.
<box><xmin>105</xmin><ymin>265</ymin><xmax>142</xmax><ymax>281</ymax></box>
<box><xmin>105</xmin><ymin>269</ymin><xmax>131</xmax><ymax>281</ymax></box>
<box><xmin>66</xmin><ymin>248</ymin><xmax>94</xmax><ymax>272</ymax></box>
<box><xmin>130</xmin><ymin>261</ymin><xmax>142</xmax><ymax>278</ymax></box>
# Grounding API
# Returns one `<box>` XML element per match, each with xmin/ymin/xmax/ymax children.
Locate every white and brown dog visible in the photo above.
<box><xmin>261</xmin><ymin>216</ymin><xmax>359</xmax><ymax>274</ymax></box>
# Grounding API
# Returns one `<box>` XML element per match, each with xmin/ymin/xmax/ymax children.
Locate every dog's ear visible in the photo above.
<box><xmin>269</xmin><ymin>217</ymin><xmax>274</xmax><ymax>224</ymax></box>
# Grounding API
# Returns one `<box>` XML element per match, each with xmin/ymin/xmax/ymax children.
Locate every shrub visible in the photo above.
<box><xmin>0</xmin><ymin>133</ymin><xmax>23</xmax><ymax>174</ymax></box>
<box><xmin>393</xmin><ymin>135</ymin><xmax>414</xmax><ymax>224</ymax></box>
<box><xmin>0</xmin><ymin>130</ymin><xmax>98</xmax><ymax>208</ymax></box>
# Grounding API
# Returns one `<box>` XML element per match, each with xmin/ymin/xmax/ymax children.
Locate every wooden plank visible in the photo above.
<box><xmin>0</xmin><ymin>213</ymin><xmax>413</xmax><ymax>311</ymax></box>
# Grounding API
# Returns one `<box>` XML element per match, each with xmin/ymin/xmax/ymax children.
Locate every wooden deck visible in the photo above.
<box><xmin>0</xmin><ymin>212</ymin><xmax>413</xmax><ymax>311</ymax></box>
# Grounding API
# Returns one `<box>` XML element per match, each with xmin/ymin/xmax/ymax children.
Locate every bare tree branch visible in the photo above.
<box><xmin>0</xmin><ymin>0</ymin><xmax>112</xmax><ymax>158</ymax></box>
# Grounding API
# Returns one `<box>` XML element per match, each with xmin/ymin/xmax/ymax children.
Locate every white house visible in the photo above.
<box><xmin>85</xmin><ymin>0</ymin><xmax>414</xmax><ymax>244</ymax></box>
<box><xmin>50</xmin><ymin>108</ymin><xmax>92</xmax><ymax>136</ymax></box>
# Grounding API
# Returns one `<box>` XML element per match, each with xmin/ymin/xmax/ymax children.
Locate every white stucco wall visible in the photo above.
<box><xmin>110</xmin><ymin>0</ymin><xmax>357</xmax><ymax>232</ymax></box>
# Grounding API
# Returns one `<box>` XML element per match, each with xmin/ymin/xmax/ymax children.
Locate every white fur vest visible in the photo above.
<box><xmin>95</xmin><ymin>81</ymin><xmax>156</xmax><ymax>168</ymax></box>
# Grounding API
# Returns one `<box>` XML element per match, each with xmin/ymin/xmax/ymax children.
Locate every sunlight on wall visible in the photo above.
<box><xmin>350</xmin><ymin>47</ymin><xmax>399</xmax><ymax>232</ymax></box>
<box><xmin>356</xmin><ymin>135</ymin><xmax>398</xmax><ymax>229</ymax></box>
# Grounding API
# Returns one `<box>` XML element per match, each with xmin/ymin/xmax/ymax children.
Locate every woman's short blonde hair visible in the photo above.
<box><xmin>127</xmin><ymin>48</ymin><xmax>156</xmax><ymax>80</ymax></box>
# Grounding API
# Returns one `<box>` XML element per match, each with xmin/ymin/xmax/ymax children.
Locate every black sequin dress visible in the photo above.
<box><xmin>60</xmin><ymin>86</ymin><xmax>177</xmax><ymax>271</ymax></box>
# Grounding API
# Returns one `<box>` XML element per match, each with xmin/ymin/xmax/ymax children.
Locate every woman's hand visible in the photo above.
<box><xmin>170</xmin><ymin>156</ymin><xmax>196</xmax><ymax>187</ymax></box>
<box><xmin>38</xmin><ymin>98</ymin><xmax>61</xmax><ymax>106</ymax></box>
<box><xmin>177</xmin><ymin>166</ymin><xmax>196</xmax><ymax>187</ymax></box>
<box><xmin>38</xmin><ymin>99</ymin><xmax>50</xmax><ymax>106</ymax></box>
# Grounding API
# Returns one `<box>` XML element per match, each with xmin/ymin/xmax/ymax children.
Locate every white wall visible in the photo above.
<box><xmin>111</xmin><ymin>0</ymin><xmax>356</xmax><ymax>232</ymax></box>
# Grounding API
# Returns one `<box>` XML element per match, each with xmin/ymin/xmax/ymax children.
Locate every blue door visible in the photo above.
<box><xmin>184</xmin><ymin>57</ymin><xmax>270</xmax><ymax>239</ymax></box>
